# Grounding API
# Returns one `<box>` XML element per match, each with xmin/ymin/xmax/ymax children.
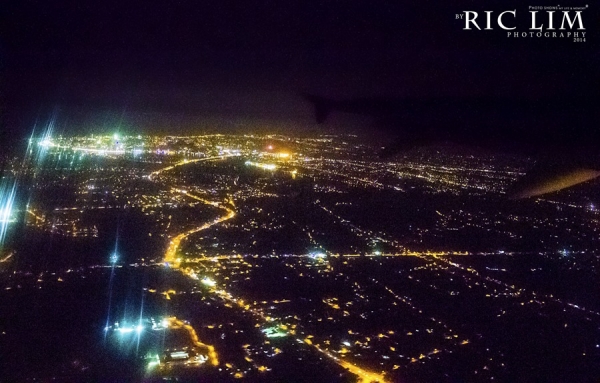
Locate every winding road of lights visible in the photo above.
<box><xmin>149</xmin><ymin>155</ymin><xmax>386</xmax><ymax>382</ymax></box>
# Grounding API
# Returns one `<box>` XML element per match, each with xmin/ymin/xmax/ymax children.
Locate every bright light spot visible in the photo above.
<box><xmin>201</xmin><ymin>277</ymin><xmax>216</xmax><ymax>287</ymax></box>
<box><xmin>136</xmin><ymin>325</ymin><xmax>144</xmax><ymax>333</ymax></box>
<box><xmin>170</xmin><ymin>351</ymin><xmax>189</xmax><ymax>359</ymax></box>
<box><xmin>110</xmin><ymin>253</ymin><xmax>118</xmax><ymax>264</ymax></box>
<box><xmin>245</xmin><ymin>161</ymin><xmax>277</xmax><ymax>171</ymax></box>
<box><xmin>113</xmin><ymin>133</ymin><xmax>119</xmax><ymax>141</ymax></box>
<box><xmin>261</xmin><ymin>326</ymin><xmax>287</xmax><ymax>338</ymax></box>
<box><xmin>39</xmin><ymin>139</ymin><xmax>54</xmax><ymax>148</ymax></box>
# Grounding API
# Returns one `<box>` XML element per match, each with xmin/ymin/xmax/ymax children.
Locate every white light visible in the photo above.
<box><xmin>310</xmin><ymin>252</ymin><xmax>326</xmax><ymax>259</ymax></box>
<box><xmin>170</xmin><ymin>351</ymin><xmax>189</xmax><ymax>359</ymax></box>
<box><xmin>39</xmin><ymin>139</ymin><xmax>53</xmax><ymax>148</ymax></box>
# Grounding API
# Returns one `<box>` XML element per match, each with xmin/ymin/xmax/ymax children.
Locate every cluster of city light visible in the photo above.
<box><xmin>183</xmin><ymin>256</ymin><xmax>392</xmax><ymax>382</ymax></box>
<box><xmin>104</xmin><ymin>316</ymin><xmax>218</xmax><ymax>371</ymax></box>
<box><xmin>11</xmin><ymin>131</ymin><xmax>600</xmax><ymax>382</ymax></box>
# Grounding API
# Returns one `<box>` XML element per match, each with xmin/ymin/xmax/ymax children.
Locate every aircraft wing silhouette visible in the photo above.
<box><xmin>302</xmin><ymin>93</ymin><xmax>600</xmax><ymax>199</ymax></box>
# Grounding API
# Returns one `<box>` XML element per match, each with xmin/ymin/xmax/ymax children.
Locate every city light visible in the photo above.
<box><xmin>13</xmin><ymin>132</ymin><xmax>600</xmax><ymax>383</ymax></box>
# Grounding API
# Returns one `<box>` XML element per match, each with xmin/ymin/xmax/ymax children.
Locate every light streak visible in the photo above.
<box><xmin>0</xmin><ymin>251</ymin><xmax>14</xmax><ymax>263</ymax></box>
<box><xmin>244</xmin><ymin>161</ymin><xmax>277</xmax><ymax>171</ymax></box>
<box><xmin>0</xmin><ymin>179</ymin><xmax>17</xmax><ymax>246</ymax></box>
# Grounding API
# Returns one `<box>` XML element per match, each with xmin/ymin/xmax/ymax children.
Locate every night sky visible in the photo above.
<box><xmin>1</xmin><ymin>1</ymin><xmax>598</xmax><ymax>140</ymax></box>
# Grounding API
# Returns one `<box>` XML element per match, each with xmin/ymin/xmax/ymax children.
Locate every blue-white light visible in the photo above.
<box><xmin>0</xmin><ymin>180</ymin><xmax>17</xmax><ymax>246</ymax></box>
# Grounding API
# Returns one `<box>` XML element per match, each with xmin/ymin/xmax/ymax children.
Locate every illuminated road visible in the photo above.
<box><xmin>164</xmin><ymin>317</ymin><xmax>219</xmax><ymax>366</ymax></box>
<box><xmin>312</xmin><ymin>345</ymin><xmax>388</xmax><ymax>383</ymax></box>
<box><xmin>0</xmin><ymin>251</ymin><xmax>14</xmax><ymax>263</ymax></box>
<box><xmin>146</xmin><ymin>155</ymin><xmax>237</xmax><ymax>268</ymax></box>
<box><xmin>163</xmin><ymin>189</ymin><xmax>235</xmax><ymax>268</ymax></box>
<box><xmin>149</xmin><ymin>154</ymin><xmax>238</xmax><ymax>180</ymax></box>
<box><xmin>150</xmin><ymin>155</ymin><xmax>387</xmax><ymax>382</ymax></box>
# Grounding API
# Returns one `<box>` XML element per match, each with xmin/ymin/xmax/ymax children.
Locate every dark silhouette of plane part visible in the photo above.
<box><xmin>302</xmin><ymin>93</ymin><xmax>600</xmax><ymax>199</ymax></box>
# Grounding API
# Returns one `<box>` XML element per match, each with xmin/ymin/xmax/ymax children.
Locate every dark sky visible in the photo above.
<box><xmin>1</xmin><ymin>0</ymin><xmax>598</xmax><ymax>139</ymax></box>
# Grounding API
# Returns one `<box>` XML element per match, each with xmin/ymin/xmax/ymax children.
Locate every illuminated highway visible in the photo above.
<box><xmin>149</xmin><ymin>154</ymin><xmax>238</xmax><ymax>180</ymax></box>
<box><xmin>163</xmin><ymin>188</ymin><xmax>235</xmax><ymax>268</ymax></box>
<box><xmin>147</xmin><ymin>154</ymin><xmax>238</xmax><ymax>268</ymax></box>
<box><xmin>150</xmin><ymin>156</ymin><xmax>387</xmax><ymax>382</ymax></box>
<box><xmin>163</xmin><ymin>317</ymin><xmax>219</xmax><ymax>366</ymax></box>
<box><xmin>312</xmin><ymin>345</ymin><xmax>388</xmax><ymax>383</ymax></box>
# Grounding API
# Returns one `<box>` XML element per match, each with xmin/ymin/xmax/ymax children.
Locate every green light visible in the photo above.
<box><xmin>147</xmin><ymin>354</ymin><xmax>161</xmax><ymax>369</ymax></box>
<box><xmin>262</xmin><ymin>326</ymin><xmax>287</xmax><ymax>338</ymax></box>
